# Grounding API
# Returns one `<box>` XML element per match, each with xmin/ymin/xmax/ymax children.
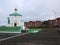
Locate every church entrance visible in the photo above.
<box><xmin>14</xmin><ymin>23</ymin><xmax>17</xmax><ymax>26</ymax></box>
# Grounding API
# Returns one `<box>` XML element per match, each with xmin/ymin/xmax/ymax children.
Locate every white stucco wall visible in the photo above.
<box><xmin>9</xmin><ymin>16</ymin><xmax>22</xmax><ymax>26</ymax></box>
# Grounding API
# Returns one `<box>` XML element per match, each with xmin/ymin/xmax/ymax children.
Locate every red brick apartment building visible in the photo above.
<box><xmin>56</xmin><ymin>18</ymin><xmax>60</xmax><ymax>27</ymax></box>
<box><xmin>34</xmin><ymin>21</ymin><xmax>42</xmax><ymax>28</ymax></box>
<box><xmin>48</xmin><ymin>20</ymin><xmax>56</xmax><ymax>28</ymax></box>
<box><xmin>47</xmin><ymin>17</ymin><xmax>60</xmax><ymax>28</ymax></box>
<box><xmin>24</xmin><ymin>21</ymin><xmax>35</xmax><ymax>28</ymax></box>
<box><xmin>24</xmin><ymin>21</ymin><xmax>42</xmax><ymax>28</ymax></box>
<box><xmin>24</xmin><ymin>17</ymin><xmax>60</xmax><ymax>28</ymax></box>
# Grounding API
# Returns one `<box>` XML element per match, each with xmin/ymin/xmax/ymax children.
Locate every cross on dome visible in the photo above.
<box><xmin>14</xmin><ymin>8</ymin><xmax>17</xmax><ymax>11</ymax></box>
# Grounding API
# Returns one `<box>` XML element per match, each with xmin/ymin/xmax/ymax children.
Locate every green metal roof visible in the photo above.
<box><xmin>9</xmin><ymin>12</ymin><xmax>22</xmax><ymax>16</ymax></box>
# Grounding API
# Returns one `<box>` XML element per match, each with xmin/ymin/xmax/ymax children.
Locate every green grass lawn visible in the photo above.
<box><xmin>0</xmin><ymin>26</ymin><xmax>21</xmax><ymax>33</ymax></box>
<box><xmin>0</xmin><ymin>26</ymin><xmax>42</xmax><ymax>33</ymax></box>
<box><xmin>27</xmin><ymin>29</ymin><xmax>42</xmax><ymax>33</ymax></box>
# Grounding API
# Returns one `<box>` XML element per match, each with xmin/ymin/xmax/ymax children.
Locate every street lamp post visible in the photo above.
<box><xmin>52</xmin><ymin>10</ymin><xmax>58</xmax><ymax>27</ymax></box>
<box><xmin>48</xmin><ymin>9</ymin><xmax>58</xmax><ymax>27</ymax></box>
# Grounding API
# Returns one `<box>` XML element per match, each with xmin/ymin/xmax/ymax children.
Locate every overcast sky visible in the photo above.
<box><xmin>0</xmin><ymin>0</ymin><xmax>60</xmax><ymax>25</ymax></box>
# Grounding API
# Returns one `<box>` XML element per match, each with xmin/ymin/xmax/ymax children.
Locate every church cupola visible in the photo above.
<box><xmin>9</xmin><ymin>8</ymin><xmax>22</xmax><ymax>16</ymax></box>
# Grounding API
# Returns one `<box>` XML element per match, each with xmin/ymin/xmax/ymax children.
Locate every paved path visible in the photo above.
<box><xmin>0</xmin><ymin>33</ymin><xmax>27</xmax><ymax>41</ymax></box>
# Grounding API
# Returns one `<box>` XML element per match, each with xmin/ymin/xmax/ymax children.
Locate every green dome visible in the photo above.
<box><xmin>9</xmin><ymin>12</ymin><xmax>22</xmax><ymax>16</ymax></box>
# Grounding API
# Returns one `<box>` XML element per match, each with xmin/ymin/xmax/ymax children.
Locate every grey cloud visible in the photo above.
<box><xmin>0</xmin><ymin>0</ymin><xmax>60</xmax><ymax>25</ymax></box>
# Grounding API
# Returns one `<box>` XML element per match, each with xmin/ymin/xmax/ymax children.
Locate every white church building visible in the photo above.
<box><xmin>7</xmin><ymin>8</ymin><xmax>24</xmax><ymax>27</ymax></box>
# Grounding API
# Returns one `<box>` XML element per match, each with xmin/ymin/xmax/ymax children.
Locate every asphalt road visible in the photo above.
<box><xmin>0</xmin><ymin>33</ymin><xmax>19</xmax><ymax>39</ymax></box>
<box><xmin>0</xmin><ymin>33</ymin><xmax>27</xmax><ymax>42</ymax></box>
<box><xmin>0</xmin><ymin>29</ymin><xmax>60</xmax><ymax>45</ymax></box>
